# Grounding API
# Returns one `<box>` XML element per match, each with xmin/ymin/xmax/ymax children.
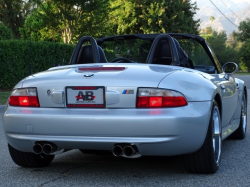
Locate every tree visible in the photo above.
<box><xmin>233</xmin><ymin>18</ymin><xmax>250</xmax><ymax>71</ymax></box>
<box><xmin>109</xmin><ymin>0</ymin><xmax>200</xmax><ymax>35</ymax></box>
<box><xmin>206</xmin><ymin>30</ymin><xmax>228</xmax><ymax>65</ymax></box>
<box><xmin>0</xmin><ymin>24</ymin><xmax>13</xmax><ymax>40</ymax></box>
<box><xmin>20</xmin><ymin>0</ymin><xmax>110</xmax><ymax>43</ymax></box>
<box><xmin>200</xmin><ymin>26</ymin><xmax>213</xmax><ymax>38</ymax></box>
<box><xmin>209</xmin><ymin>16</ymin><xmax>215</xmax><ymax>23</ymax></box>
<box><xmin>0</xmin><ymin>0</ymin><xmax>36</xmax><ymax>38</ymax></box>
<box><xmin>227</xmin><ymin>33</ymin><xmax>240</xmax><ymax>49</ymax></box>
<box><xmin>201</xmin><ymin>27</ymin><xmax>238</xmax><ymax>65</ymax></box>
<box><xmin>233</xmin><ymin>18</ymin><xmax>250</xmax><ymax>42</ymax></box>
<box><xmin>239</xmin><ymin>40</ymin><xmax>250</xmax><ymax>71</ymax></box>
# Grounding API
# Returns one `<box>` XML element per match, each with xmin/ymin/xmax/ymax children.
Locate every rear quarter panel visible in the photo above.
<box><xmin>158</xmin><ymin>69</ymin><xmax>219</xmax><ymax>102</ymax></box>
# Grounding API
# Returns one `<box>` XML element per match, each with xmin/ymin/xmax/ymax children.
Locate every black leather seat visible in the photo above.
<box><xmin>76</xmin><ymin>44</ymin><xmax>108</xmax><ymax>64</ymax></box>
<box><xmin>152</xmin><ymin>39</ymin><xmax>173</xmax><ymax>65</ymax></box>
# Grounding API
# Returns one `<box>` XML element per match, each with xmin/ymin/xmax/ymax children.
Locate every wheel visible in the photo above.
<box><xmin>111</xmin><ymin>57</ymin><xmax>133</xmax><ymax>63</ymax></box>
<box><xmin>184</xmin><ymin>101</ymin><xmax>222</xmax><ymax>174</ymax></box>
<box><xmin>8</xmin><ymin>144</ymin><xmax>54</xmax><ymax>167</ymax></box>
<box><xmin>229</xmin><ymin>91</ymin><xmax>247</xmax><ymax>139</ymax></box>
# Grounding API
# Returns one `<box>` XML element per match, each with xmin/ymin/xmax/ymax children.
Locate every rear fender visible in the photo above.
<box><xmin>158</xmin><ymin>70</ymin><xmax>218</xmax><ymax>102</ymax></box>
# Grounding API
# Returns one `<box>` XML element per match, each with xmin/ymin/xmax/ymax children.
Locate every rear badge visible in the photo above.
<box><xmin>47</xmin><ymin>90</ymin><xmax>51</xmax><ymax>96</ymax></box>
<box><xmin>122</xmin><ymin>90</ymin><xmax>134</xmax><ymax>94</ymax></box>
<box><xmin>84</xmin><ymin>74</ymin><xmax>94</xmax><ymax>78</ymax></box>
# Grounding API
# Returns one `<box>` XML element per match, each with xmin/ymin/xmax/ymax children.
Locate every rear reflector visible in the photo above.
<box><xmin>78</xmin><ymin>67</ymin><xmax>125</xmax><ymax>71</ymax></box>
<box><xmin>9</xmin><ymin>88</ymin><xmax>40</xmax><ymax>107</ymax></box>
<box><xmin>137</xmin><ymin>88</ymin><xmax>187</xmax><ymax>108</ymax></box>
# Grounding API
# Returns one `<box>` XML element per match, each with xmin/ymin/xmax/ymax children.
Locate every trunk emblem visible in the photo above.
<box><xmin>47</xmin><ymin>90</ymin><xmax>51</xmax><ymax>96</ymax></box>
<box><xmin>84</xmin><ymin>74</ymin><xmax>94</xmax><ymax>78</ymax></box>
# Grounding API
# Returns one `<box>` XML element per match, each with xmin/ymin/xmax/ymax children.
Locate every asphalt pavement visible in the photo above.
<box><xmin>0</xmin><ymin>75</ymin><xmax>250</xmax><ymax>186</ymax></box>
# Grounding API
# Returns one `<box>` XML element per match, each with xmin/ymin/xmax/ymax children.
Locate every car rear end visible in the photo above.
<box><xmin>3</xmin><ymin>64</ymin><xmax>211</xmax><ymax>157</ymax></box>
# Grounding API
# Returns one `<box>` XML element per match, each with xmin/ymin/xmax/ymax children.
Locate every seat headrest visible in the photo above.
<box><xmin>76</xmin><ymin>44</ymin><xmax>108</xmax><ymax>64</ymax></box>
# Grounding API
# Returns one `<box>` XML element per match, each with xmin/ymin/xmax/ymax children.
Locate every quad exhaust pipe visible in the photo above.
<box><xmin>34</xmin><ymin>142</ymin><xmax>140</xmax><ymax>157</ymax></box>
<box><xmin>112</xmin><ymin>145</ymin><xmax>123</xmax><ymax>157</ymax></box>
<box><xmin>112</xmin><ymin>144</ymin><xmax>141</xmax><ymax>158</ymax></box>
<box><xmin>33</xmin><ymin>143</ymin><xmax>43</xmax><ymax>154</ymax></box>
<box><xmin>43</xmin><ymin>143</ymin><xmax>59</xmax><ymax>155</ymax></box>
<box><xmin>33</xmin><ymin>142</ymin><xmax>59</xmax><ymax>155</ymax></box>
<box><xmin>123</xmin><ymin>146</ymin><xmax>138</xmax><ymax>157</ymax></box>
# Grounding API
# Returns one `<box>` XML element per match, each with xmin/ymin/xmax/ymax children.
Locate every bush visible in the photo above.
<box><xmin>0</xmin><ymin>40</ymin><xmax>75</xmax><ymax>89</ymax></box>
<box><xmin>0</xmin><ymin>24</ymin><xmax>13</xmax><ymax>40</ymax></box>
<box><xmin>239</xmin><ymin>39</ymin><xmax>250</xmax><ymax>72</ymax></box>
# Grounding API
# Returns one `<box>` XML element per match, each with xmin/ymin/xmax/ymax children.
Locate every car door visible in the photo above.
<box><xmin>216</xmin><ymin>73</ymin><xmax>238</xmax><ymax>127</ymax></box>
<box><xmin>206</xmin><ymin>43</ymin><xmax>239</xmax><ymax>127</ymax></box>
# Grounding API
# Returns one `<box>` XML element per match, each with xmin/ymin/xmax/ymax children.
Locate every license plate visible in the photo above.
<box><xmin>66</xmin><ymin>86</ymin><xmax>105</xmax><ymax>108</ymax></box>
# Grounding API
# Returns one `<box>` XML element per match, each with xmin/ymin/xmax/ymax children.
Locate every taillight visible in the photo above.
<box><xmin>137</xmin><ymin>88</ymin><xmax>187</xmax><ymax>108</ymax></box>
<box><xmin>9</xmin><ymin>88</ymin><xmax>40</xmax><ymax>107</ymax></box>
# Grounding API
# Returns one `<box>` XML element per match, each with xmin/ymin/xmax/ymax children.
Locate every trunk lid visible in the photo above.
<box><xmin>21</xmin><ymin>64</ymin><xmax>182</xmax><ymax>108</ymax></box>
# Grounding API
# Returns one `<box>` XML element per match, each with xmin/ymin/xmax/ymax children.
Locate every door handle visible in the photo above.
<box><xmin>236</xmin><ymin>83</ymin><xmax>240</xmax><ymax>89</ymax></box>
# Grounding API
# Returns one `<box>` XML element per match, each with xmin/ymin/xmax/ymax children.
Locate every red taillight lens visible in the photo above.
<box><xmin>9</xmin><ymin>88</ymin><xmax>40</xmax><ymax>107</ymax></box>
<box><xmin>162</xmin><ymin>96</ymin><xmax>188</xmax><ymax>107</ymax></box>
<box><xmin>149</xmin><ymin>97</ymin><xmax>162</xmax><ymax>107</ymax></box>
<box><xmin>137</xmin><ymin>88</ymin><xmax>187</xmax><ymax>108</ymax></box>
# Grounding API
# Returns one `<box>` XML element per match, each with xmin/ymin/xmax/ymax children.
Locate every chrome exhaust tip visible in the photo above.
<box><xmin>112</xmin><ymin>145</ymin><xmax>123</xmax><ymax>157</ymax></box>
<box><xmin>123</xmin><ymin>146</ymin><xmax>137</xmax><ymax>157</ymax></box>
<box><xmin>33</xmin><ymin>143</ymin><xmax>43</xmax><ymax>154</ymax></box>
<box><xmin>43</xmin><ymin>144</ymin><xmax>58</xmax><ymax>155</ymax></box>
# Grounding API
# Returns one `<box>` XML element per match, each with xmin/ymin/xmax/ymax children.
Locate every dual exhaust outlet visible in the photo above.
<box><xmin>33</xmin><ymin>142</ymin><xmax>58</xmax><ymax>155</ymax></box>
<box><xmin>112</xmin><ymin>144</ymin><xmax>141</xmax><ymax>158</ymax></box>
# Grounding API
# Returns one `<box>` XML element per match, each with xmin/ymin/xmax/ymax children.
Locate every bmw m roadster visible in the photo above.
<box><xmin>3</xmin><ymin>33</ymin><xmax>247</xmax><ymax>174</ymax></box>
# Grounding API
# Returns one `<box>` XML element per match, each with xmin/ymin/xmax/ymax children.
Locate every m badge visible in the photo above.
<box><xmin>122</xmin><ymin>90</ymin><xmax>134</xmax><ymax>94</ymax></box>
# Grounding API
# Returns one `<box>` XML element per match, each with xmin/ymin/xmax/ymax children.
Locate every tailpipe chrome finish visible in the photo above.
<box><xmin>33</xmin><ymin>143</ymin><xmax>43</xmax><ymax>154</ymax></box>
<box><xmin>112</xmin><ymin>145</ymin><xmax>123</xmax><ymax>157</ymax></box>
<box><xmin>112</xmin><ymin>144</ymin><xmax>141</xmax><ymax>158</ymax></box>
<box><xmin>123</xmin><ymin>145</ymin><xmax>138</xmax><ymax>157</ymax></box>
<box><xmin>42</xmin><ymin>143</ymin><xmax>58</xmax><ymax>155</ymax></box>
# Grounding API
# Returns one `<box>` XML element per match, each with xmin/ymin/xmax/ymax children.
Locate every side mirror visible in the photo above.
<box><xmin>222</xmin><ymin>62</ymin><xmax>238</xmax><ymax>75</ymax></box>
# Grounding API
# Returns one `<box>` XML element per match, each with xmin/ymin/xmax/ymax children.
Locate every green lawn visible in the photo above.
<box><xmin>0</xmin><ymin>91</ymin><xmax>11</xmax><ymax>105</ymax></box>
<box><xmin>235</xmin><ymin>72</ymin><xmax>250</xmax><ymax>75</ymax></box>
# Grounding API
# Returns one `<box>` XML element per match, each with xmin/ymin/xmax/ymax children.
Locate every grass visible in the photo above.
<box><xmin>235</xmin><ymin>71</ymin><xmax>250</xmax><ymax>75</ymax></box>
<box><xmin>0</xmin><ymin>91</ymin><xmax>11</xmax><ymax>105</ymax></box>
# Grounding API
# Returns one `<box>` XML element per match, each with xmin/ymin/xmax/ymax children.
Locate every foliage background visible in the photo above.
<box><xmin>200</xmin><ymin>27</ymin><xmax>239</xmax><ymax>66</ymax></box>
<box><xmin>233</xmin><ymin>18</ymin><xmax>250</xmax><ymax>71</ymax></box>
<box><xmin>0</xmin><ymin>0</ymin><xmax>250</xmax><ymax>89</ymax></box>
<box><xmin>0</xmin><ymin>40</ymin><xmax>74</xmax><ymax>89</ymax></box>
<box><xmin>0</xmin><ymin>24</ymin><xmax>13</xmax><ymax>40</ymax></box>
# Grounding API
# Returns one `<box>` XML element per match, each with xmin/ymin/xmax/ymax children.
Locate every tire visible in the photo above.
<box><xmin>229</xmin><ymin>91</ymin><xmax>247</xmax><ymax>139</ymax></box>
<box><xmin>184</xmin><ymin>101</ymin><xmax>222</xmax><ymax>174</ymax></box>
<box><xmin>8</xmin><ymin>144</ymin><xmax>54</xmax><ymax>167</ymax></box>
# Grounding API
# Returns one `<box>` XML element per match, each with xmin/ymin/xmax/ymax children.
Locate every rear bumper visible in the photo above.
<box><xmin>3</xmin><ymin>101</ymin><xmax>212</xmax><ymax>156</ymax></box>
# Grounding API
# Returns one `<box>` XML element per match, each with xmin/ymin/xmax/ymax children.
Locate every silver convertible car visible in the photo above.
<box><xmin>2</xmin><ymin>33</ymin><xmax>247</xmax><ymax>174</ymax></box>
